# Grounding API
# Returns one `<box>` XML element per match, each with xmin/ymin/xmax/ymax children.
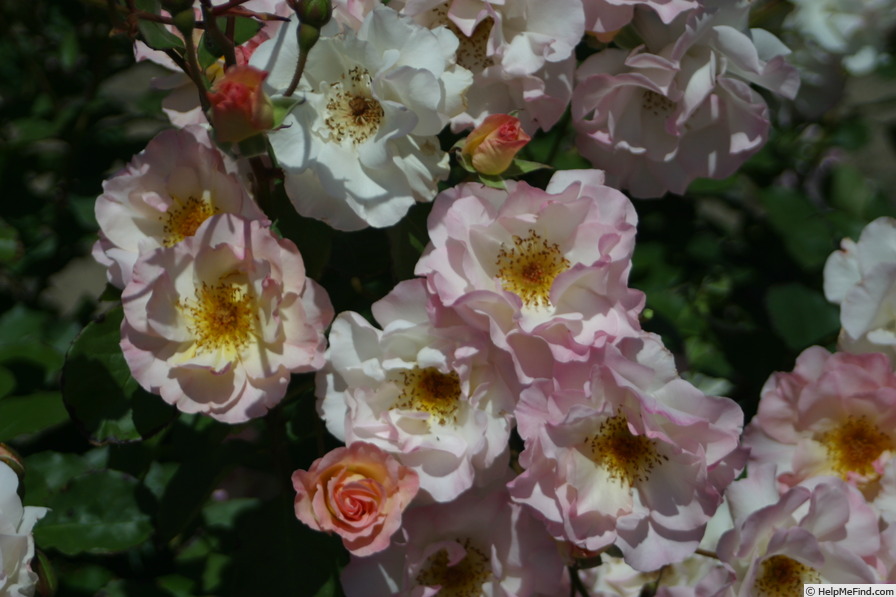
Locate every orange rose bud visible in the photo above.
<box><xmin>206</xmin><ymin>65</ymin><xmax>275</xmax><ymax>143</ymax></box>
<box><xmin>462</xmin><ymin>114</ymin><xmax>531</xmax><ymax>175</ymax></box>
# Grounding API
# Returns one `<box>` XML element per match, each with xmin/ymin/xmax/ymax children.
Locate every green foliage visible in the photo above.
<box><xmin>63</xmin><ymin>306</ymin><xmax>177</xmax><ymax>444</ymax></box>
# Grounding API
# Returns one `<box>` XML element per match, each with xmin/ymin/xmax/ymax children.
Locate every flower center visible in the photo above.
<box><xmin>430</xmin><ymin>6</ymin><xmax>494</xmax><ymax>73</ymax></box>
<box><xmin>415</xmin><ymin>538</ymin><xmax>491</xmax><ymax>595</ymax></box>
<box><xmin>753</xmin><ymin>555</ymin><xmax>821</xmax><ymax>597</ymax></box>
<box><xmin>180</xmin><ymin>279</ymin><xmax>257</xmax><ymax>355</ymax></box>
<box><xmin>161</xmin><ymin>191</ymin><xmax>220</xmax><ymax>247</ymax></box>
<box><xmin>817</xmin><ymin>415</ymin><xmax>894</xmax><ymax>480</ymax></box>
<box><xmin>495</xmin><ymin>230</ymin><xmax>570</xmax><ymax>309</ymax></box>
<box><xmin>394</xmin><ymin>367</ymin><xmax>462</xmax><ymax>425</ymax></box>
<box><xmin>641</xmin><ymin>90</ymin><xmax>676</xmax><ymax>120</ymax></box>
<box><xmin>324</xmin><ymin>66</ymin><xmax>384</xmax><ymax>146</ymax></box>
<box><xmin>586</xmin><ymin>415</ymin><xmax>667</xmax><ymax>487</ymax></box>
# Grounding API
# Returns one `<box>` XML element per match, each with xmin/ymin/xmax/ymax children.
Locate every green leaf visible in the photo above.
<box><xmin>501</xmin><ymin>157</ymin><xmax>551</xmax><ymax>177</ymax></box>
<box><xmin>760</xmin><ymin>188</ymin><xmax>834</xmax><ymax>270</ymax></box>
<box><xmin>271</xmin><ymin>95</ymin><xmax>303</xmax><ymax>129</ymax></box>
<box><xmin>0</xmin><ymin>366</ymin><xmax>15</xmax><ymax>398</ymax></box>
<box><xmin>478</xmin><ymin>173</ymin><xmax>507</xmax><ymax>189</ymax></box>
<box><xmin>33</xmin><ymin>470</ymin><xmax>153</xmax><ymax>555</ymax></box>
<box><xmin>0</xmin><ymin>218</ymin><xmax>21</xmax><ymax>264</ymax></box>
<box><xmin>765</xmin><ymin>283</ymin><xmax>841</xmax><ymax>351</ymax></box>
<box><xmin>24</xmin><ymin>449</ymin><xmax>110</xmax><ymax>507</ymax></box>
<box><xmin>229</xmin><ymin>16</ymin><xmax>263</xmax><ymax>46</ymax></box>
<box><xmin>0</xmin><ymin>392</ymin><xmax>68</xmax><ymax>441</ymax></box>
<box><xmin>62</xmin><ymin>307</ymin><xmax>177</xmax><ymax>445</ymax></box>
<box><xmin>156</xmin><ymin>426</ymin><xmax>239</xmax><ymax>543</ymax></box>
<box><xmin>198</xmin><ymin>34</ymin><xmax>220</xmax><ymax>69</ymax></box>
<box><xmin>137</xmin><ymin>16</ymin><xmax>185</xmax><ymax>52</ymax></box>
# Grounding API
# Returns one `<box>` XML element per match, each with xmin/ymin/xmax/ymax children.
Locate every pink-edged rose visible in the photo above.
<box><xmin>120</xmin><ymin>214</ymin><xmax>333</xmax><ymax>423</ymax></box>
<box><xmin>462</xmin><ymin>114</ymin><xmax>531</xmax><ymax>175</ymax></box>
<box><xmin>743</xmin><ymin>346</ymin><xmax>896</xmax><ymax>519</ymax></box>
<box><xmin>92</xmin><ymin>126</ymin><xmax>265</xmax><ymax>289</ymax></box>
<box><xmin>340</xmin><ymin>481</ymin><xmax>566</xmax><ymax>596</ymax></box>
<box><xmin>717</xmin><ymin>465</ymin><xmax>883</xmax><ymax>592</ymax></box>
<box><xmin>292</xmin><ymin>442</ymin><xmax>419</xmax><ymax>556</ymax></box>
<box><xmin>207</xmin><ymin>65</ymin><xmax>275</xmax><ymax>143</ymax></box>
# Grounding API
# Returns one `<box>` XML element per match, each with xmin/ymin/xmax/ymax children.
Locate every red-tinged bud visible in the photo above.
<box><xmin>461</xmin><ymin>114</ymin><xmax>531</xmax><ymax>176</ymax></box>
<box><xmin>207</xmin><ymin>65</ymin><xmax>275</xmax><ymax>143</ymax></box>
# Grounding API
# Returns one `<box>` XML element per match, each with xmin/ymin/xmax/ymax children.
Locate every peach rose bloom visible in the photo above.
<box><xmin>292</xmin><ymin>442</ymin><xmax>419</xmax><ymax>556</ymax></box>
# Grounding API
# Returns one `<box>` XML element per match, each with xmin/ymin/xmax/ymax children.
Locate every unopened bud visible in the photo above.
<box><xmin>461</xmin><ymin>114</ymin><xmax>531</xmax><ymax>176</ymax></box>
<box><xmin>207</xmin><ymin>65</ymin><xmax>275</xmax><ymax>143</ymax></box>
<box><xmin>172</xmin><ymin>8</ymin><xmax>196</xmax><ymax>38</ymax></box>
<box><xmin>289</xmin><ymin>0</ymin><xmax>332</xmax><ymax>30</ymax></box>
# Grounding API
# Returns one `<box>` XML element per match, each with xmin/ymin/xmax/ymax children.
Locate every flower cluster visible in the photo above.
<box><xmin>93</xmin><ymin>126</ymin><xmax>333</xmax><ymax>423</ymax></box>
<box><xmin>305</xmin><ymin>170</ymin><xmax>746</xmax><ymax>592</ymax></box>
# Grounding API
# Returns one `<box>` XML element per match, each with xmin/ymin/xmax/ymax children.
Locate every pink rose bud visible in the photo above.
<box><xmin>462</xmin><ymin>114</ymin><xmax>531</xmax><ymax>175</ymax></box>
<box><xmin>206</xmin><ymin>65</ymin><xmax>275</xmax><ymax>143</ymax></box>
<box><xmin>292</xmin><ymin>442</ymin><xmax>419</xmax><ymax>556</ymax></box>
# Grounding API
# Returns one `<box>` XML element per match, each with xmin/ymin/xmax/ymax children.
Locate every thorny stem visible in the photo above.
<box><xmin>200</xmin><ymin>0</ymin><xmax>237</xmax><ymax>67</ymax></box>
<box><xmin>284</xmin><ymin>35</ymin><xmax>310</xmax><ymax>97</ymax></box>
<box><xmin>182</xmin><ymin>26</ymin><xmax>212</xmax><ymax>113</ymax></box>
<box><xmin>568</xmin><ymin>566</ymin><xmax>591</xmax><ymax>597</ymax></box>
<box><xmin>248</xmin><ymin>155</ymin><xmax>277</xmax><ymax>215</ymax></box>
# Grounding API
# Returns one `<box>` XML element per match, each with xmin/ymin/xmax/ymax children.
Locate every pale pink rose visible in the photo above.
<box><xmin>583</xmin><ymin>0</ymin><xmax>697</xmax><ymax>35</ymax></box>
<box><xmin>572</xmin><ymin>1</ymin><xmax>799</xmax><ymax>198</ymax></box>
<box><xmin>717</xmin><ymin>465</ymin><xmax>883</xmax><ymax>593</ymax></box>
<box><xmin>508</xmin><ymin>334</ymin><xmax>745</xmax><ymax>571</ymax></box>
<box><xmin>340</xmin><ymin>482</ymin><xmax>566</xmax><ymax>596</ymax></box>
<box><xmin>576</xmin><ymin>552</ymin><xmax>733</xmax><ymax>597</ymax></box>
<box><xmin>743</xmin><ymin>346</ymin><xmax>896</xmax><ymax>518</ymax></box>
<box><xmin>394</xmin><ymin>0</ymin><xmax>582</xmax><ymax>132</ymax></box>
<box><xmin>316</xmin><ymin>279</ymin><xmax>515</xmax><ymax>502</ymax></box>
<box><xmin>824</xmin><ymin>217</ymin><xmax>896</xmax><ymax>363</ymax></box>
<box><xmin>206</xmin><ymin>65</ymin><xmax>275</xmax><ymax>143</ymax></box>
<box><xmin>92</xmin><ymin>126</ymin><xmax>266</xmax><ymax>288</ymax></box>
<box><xmin>461</xmin><ymin>114</ymin><xmax>531</xmax><ymax>175</ymax></box>
<box><xmin>292</xmin><ymin>442</ymin><xmax>419</xmax><ymax>556</ymax></box>
<box><xmin>120</xmin><ymin>214</ymin><xmax>333</xmax><ymax>423</ymax></box>
<box><xmin>415</xmin><ymin>170</ymin><xmax>643</xmax><ymax>383</ymax></box>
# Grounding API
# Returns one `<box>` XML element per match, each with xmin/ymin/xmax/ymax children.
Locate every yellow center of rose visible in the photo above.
<box><xmin>817</xmin><ymin>415</ymin><xmax>893</xmax><ymax>480</ymax></box>
<box><xmin>495</xmin><ymin>230</ymin><xmax>570</xmax><ymax>309</ymax></box>
<box><xmin>324</xmin><ymin>66</ymin><xmax>384</xmax><ymax>146</ymax></box>
<box><xmin>181</xmin><ymin>279</ymin><xmax>257</xmax><ymax>355</ymax></box>
<box><xmin>394</xmin><ymin>367</ymin><xmax>462</xmax><ymax>425</ymax></box>
<box><xmin>753</xmin><ymin>555</ymin><xmax>821</xmax><ymax>596</ymax></box>
<box><xmin>586</xmin><ymin>415</ymin><xmax>667</xmax><ymax>486</ymax></box>
<box><xmin>641</xmin><ymin>90</ymin><xmax>677</xmax><ymax>119</ymax></box>
<box><xmin>415</xmin><ymin>538</ymin><xmax>491</xmax><ymax>595</ymax></box>
<box><xmin>161</xmin><ymin>191</ymin><xmax>220</xmax><ymax>247</ymax></box>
